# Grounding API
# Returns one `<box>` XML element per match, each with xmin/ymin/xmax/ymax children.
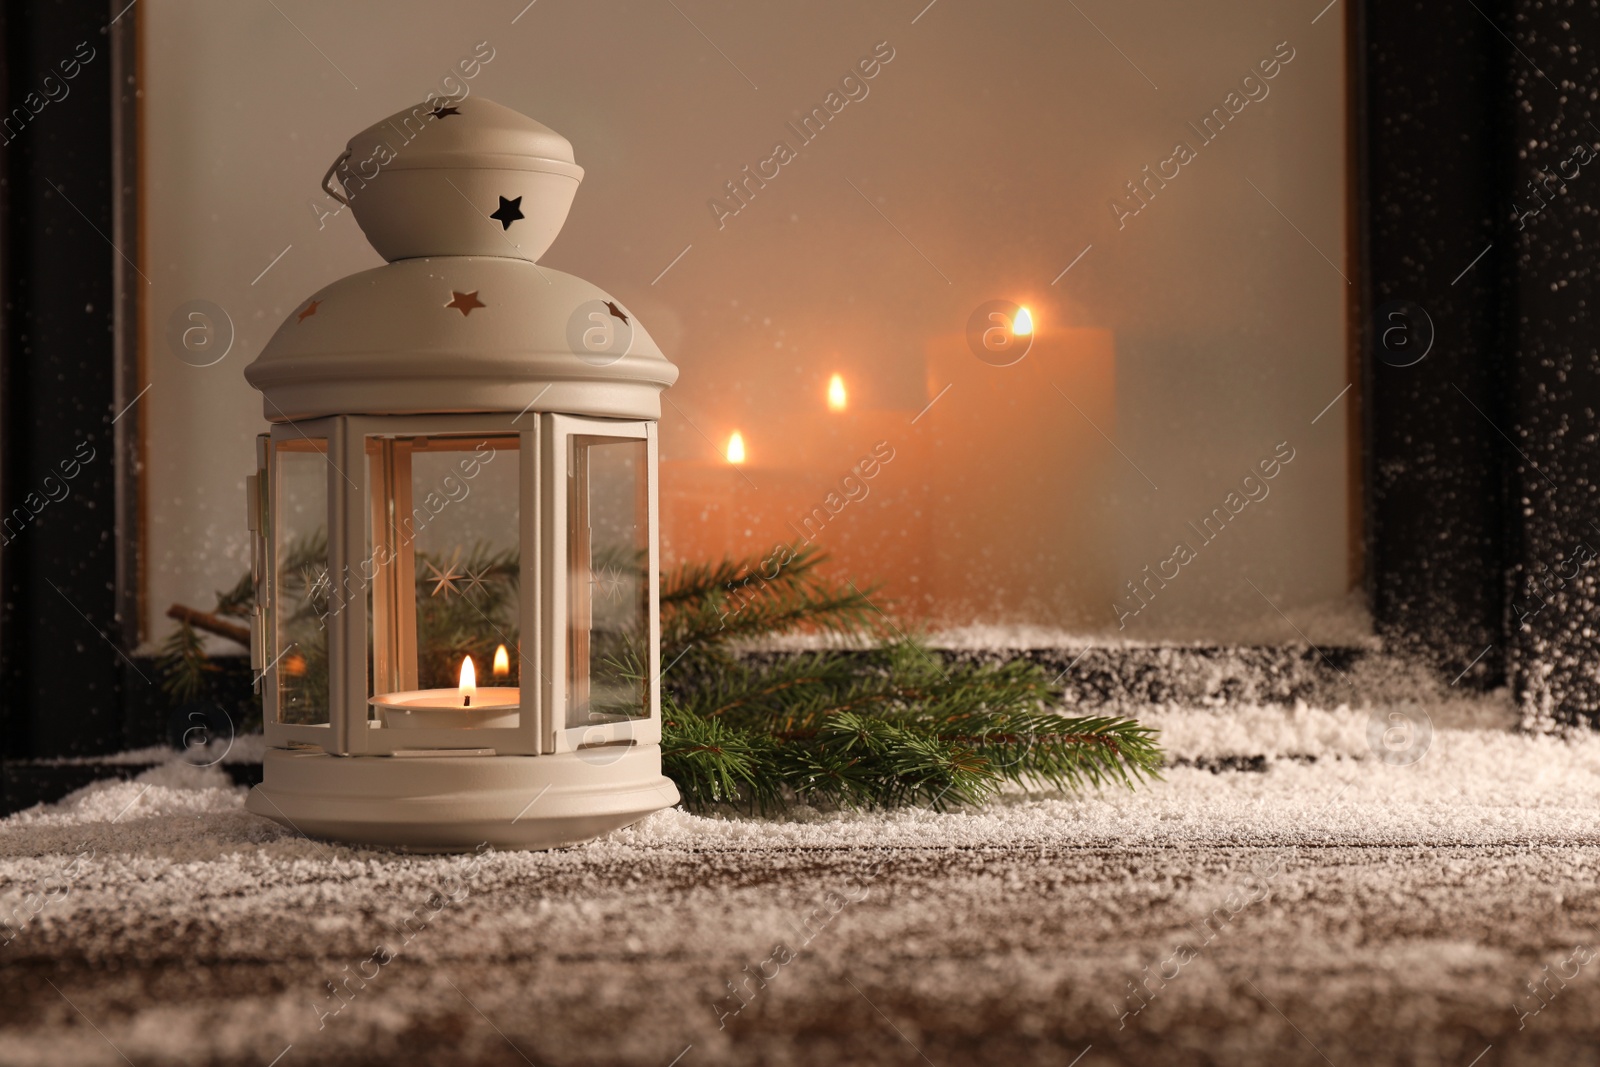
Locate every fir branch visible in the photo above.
<box><xmin>661</xmin><ymin>700</ymin><xmax>783</xmax><ymax>812</ymax></box>
<box><xmin>661</xmin><ymin>543</ymin><xmax>883</xmax><ymax>662</ymax></box>
<box><xmin>155</xmin><ymin>619</ymin><xmax>215</xmax><ymax>704</ymax></box>
<box><xmin>657</xmin><ymin>545</ymin><xmax>1162</xmax><ymax>814</ymax></box>
<box><xmin>213</xmin><ymin>570</ymin><xmax>256</xmax><ymax>619</ymax></box>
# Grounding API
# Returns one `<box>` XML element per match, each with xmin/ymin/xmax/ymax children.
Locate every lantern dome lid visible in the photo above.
<box><xmin>245</xmin><ymin>256</ymin><xmax>679</xmax><ymax>422</ymax></box>
<box><xmin>332</xmin><ymin>98</ymin><xmax>586</xmax><ymax>263</ymax></box>
<box><xmin>345</xmin><ymin>97</ymin><xmax>581</xmax><ymax>175</ymax></box>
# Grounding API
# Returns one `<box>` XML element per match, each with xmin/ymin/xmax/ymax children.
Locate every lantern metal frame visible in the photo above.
<box><xmin>245</xmin><ymin>411</ymin><xmax>675</xmax><ymax>852</ymax></box>
<box><xmin>252</xmin><ymin>411</ymin><xmax>660</xmax><ymax>758</ymax></box>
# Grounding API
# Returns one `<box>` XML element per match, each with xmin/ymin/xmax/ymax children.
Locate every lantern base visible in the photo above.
<box><xmin>245</xmin><ymin>745</ymin><xmax>680</xmax><ymax>852</ymax></box>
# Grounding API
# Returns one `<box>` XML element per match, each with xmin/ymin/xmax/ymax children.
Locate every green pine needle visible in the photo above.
<box><xmin>155</xmin><ymin>619</ymin><xmax>215</xmax><ymax>704</ymax></box>
<box><xmin>662</xmin><ymin>543</ymin><xmax>884</xmax><ymax>669</ymax></box>
<box><xmin>659</xmin><ymin>544</ymin><xmax>1164</xmax><ymax>814</ymax></box>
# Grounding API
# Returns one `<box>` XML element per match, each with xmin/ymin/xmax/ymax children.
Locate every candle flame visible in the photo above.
<box><xmin>726</xmin><ymin>431</ymin><xmax>746</xmax><ymax>464</ymax></box>
<box><xmin>827</xmin><ymin>374</ymin><xmax>847</xmax><ymax>412</ymax></box>
<box><xmin>459</xmin><ymin>655</ymin><xmax>477</xmax><ymax>704</ymax></box>
<box><xmin>1012</xmin><ymin>306</ymin><xmax>1034</xmax><ymax>336</ymax></box>
<box><xmin>493</xmin><ymin>644</ymin><xmax>510</xmax><ymax>678</ymax></box>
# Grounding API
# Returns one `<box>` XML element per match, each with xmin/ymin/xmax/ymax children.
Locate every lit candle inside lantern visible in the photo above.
<box><xmin>726</xmin><ymin>431</ymin><xmax>746</xmax><ymax>464</ymax></box>
<box><xmin>371</xmin><ymin>652</ymin><xmax>520</xmax><ymax>728</ymax></box>
<box><xmin>493</xmin><ymin>644</ymin><xmax>510</xmax><ymax>679</ymax></box>
<box><xmin>1013</xmin><ymin>306</ymin><xmax>1034</xmax><ymax>336</ymax></box>
<box><xmin>827</xmin><ymin>373</ymin><xmax>847</xmax><ymax>412</ymax></box>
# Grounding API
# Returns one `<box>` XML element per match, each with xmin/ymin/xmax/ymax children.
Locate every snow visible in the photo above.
<box><xmin>922</xmin><ymin>590</ymin><xmax>1380</xmax><ymax>650</ymax></box>
<box><xmin>753</xmin><ymin>590</ymin><xmax>1379</xmax><ymax>652</ymax></box>
<box><xmin>30</xmin><ymin>734</ymin><xmax>267</xmax><ymax>768</ymax></box>
<box><xmin>2</xmin><ymin>685</ymin><xmax>1597</xmax><ymax>1066</ymax></box>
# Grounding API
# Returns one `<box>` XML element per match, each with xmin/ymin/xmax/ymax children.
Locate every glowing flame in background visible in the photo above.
<box><xmin>493</xmin><ymin>644</ymin><xmax>510</xmax><ymax>678</ymax></box>
<box><xmin>1012</xmin><ymin>306</ymin><xmax>1034</xmax><ymax>336</ymax></box>
<box><xmin>827</xmin><ymin>373</ymin><xmax>847</xmax><ymax>412</ymax></box>
<box><xmin>726</xmin><ymin>431</ymin><xmax>746</xmax><ymax>464</ymax></box>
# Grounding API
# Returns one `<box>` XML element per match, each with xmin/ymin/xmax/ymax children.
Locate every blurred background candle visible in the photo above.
<box><xmin>662</xmin><ymin>307</ymin><xmax>1118</xmax><ymax>628</ymax></box>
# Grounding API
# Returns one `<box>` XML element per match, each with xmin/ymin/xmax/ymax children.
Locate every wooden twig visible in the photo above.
<box><xmin>166</xmin><ymin>603</ymin><xmax>250</xmax><ymax>646</ymax></box>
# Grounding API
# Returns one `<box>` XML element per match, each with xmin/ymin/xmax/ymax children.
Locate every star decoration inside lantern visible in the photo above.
<box><xmin>425</xmin><ymin>558</ymin><xmax>465</xmax><ymax>598</ymax></box>
<box><xmin>461</xmin><ymin>567</ymin><xmax>492</xmax><ymax>598</ymax></box>
<box><xmin>490</xmin><ymin>195</ymin><xmax>524</xmax><ymax>231</ymax></box>
<box><xmin>302</xmin><ymin>563</ymin><xmax>331</xmax><ymax>604</ymax></box>
<box><xmin>429</xmin><ymin>104</ymin><xmax>461</xmax><ymax>120</ymax></box>
<box><xmin>446</xmin><ymin>290</ymin><xmax>486</xmax><ymax>316</ymax></box>
<box><xmin>591</xmin><ymin>566</ymin><xmax>629</xmax><ymax>602</ymax></box>
<box><xmin>297</xmin><ymin>300</ymin><xmax>321</xmax><ymax>323</ymax></box>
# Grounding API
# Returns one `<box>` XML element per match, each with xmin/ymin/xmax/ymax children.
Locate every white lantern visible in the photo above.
<box><xmin>242</xmin><ymin>98</ymin><xmax>680</xmax><ymax>851</ymax></box>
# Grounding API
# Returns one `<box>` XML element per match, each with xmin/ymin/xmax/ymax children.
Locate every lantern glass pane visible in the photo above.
<box><xmin>272</xmin><ymin>438</ymin><xmax>329</xmax><ymax>725</ymax></box>
<box><xmin>567</xmin><ymin>436</ymin><xmax>649</xmax><ymax>728</ymax></box>
<box><xmin>364</xmin><ymin>434</ymin><xmax>521</xmax><ymax>718</ymax></box>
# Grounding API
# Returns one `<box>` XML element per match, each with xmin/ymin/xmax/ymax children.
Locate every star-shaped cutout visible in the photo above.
<box><xmin>603</xmin><ymin>300</ymin><xmax>630</xmax><ymax>326</ymax></box>
<box><xmin>489</xmin><ymin>195</ymin><xmax>524</xmax><ymax>231</ymax></box>
<box><xmin>425</xmin><ymin>559</ymin><xmax>464</xmax><ymax>598</ymax></box>
<box><xmin>446</xmin><ymin>290</ymin><xmax>485</xmax><ymax>316</ymax></box>
<box><xmin>297</xmin><ymin>300</ymin><xmax>321</xmax><ymax>323</ymax></box>
<box><xmin>429</xmin><ymin>104</ymin><xmax>461</xmax><ymax>120</ymax></box>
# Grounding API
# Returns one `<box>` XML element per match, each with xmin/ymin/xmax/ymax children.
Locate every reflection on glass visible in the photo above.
<box><xmin>273</xmin><ymin>439</ymin><xmax>329</xmax><ymax>725</ymax></box>
<box><xmin>568</xmin><ymin>436</ymin><xmax>649</xmax><ymax>727</ymax></box>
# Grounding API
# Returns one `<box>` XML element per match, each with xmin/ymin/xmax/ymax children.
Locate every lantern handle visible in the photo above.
<box><xmin>321</xmin><ymin>150</ymin><xmax>353</xmax><ymax>206</ymax></box>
